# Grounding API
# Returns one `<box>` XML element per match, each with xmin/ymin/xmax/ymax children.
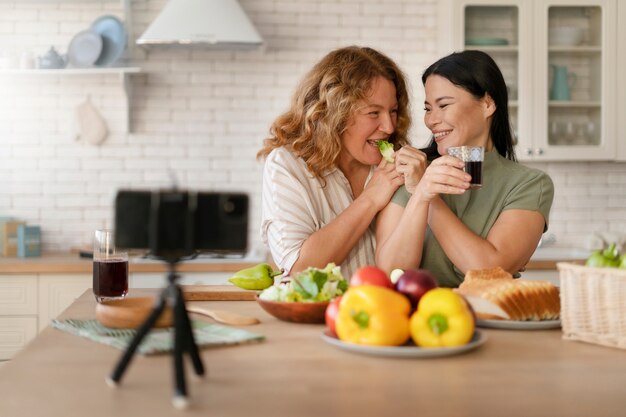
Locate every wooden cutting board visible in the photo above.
<box><xmin>182</xmin><ymin>285</ymin><xmax>258</xmax><ymax>301</ymax></box>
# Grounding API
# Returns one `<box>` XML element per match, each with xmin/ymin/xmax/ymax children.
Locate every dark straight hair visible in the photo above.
<box><xmin>420</xmin><ymin>50</ymin><xmax>516</xmax><ymax>162</ymax></box>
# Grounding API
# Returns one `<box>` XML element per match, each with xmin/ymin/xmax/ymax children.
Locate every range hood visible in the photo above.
<box><xmin>137</xmin><ymin>0</ymin><xmax>263</xmax><ymax>49</ymax></box>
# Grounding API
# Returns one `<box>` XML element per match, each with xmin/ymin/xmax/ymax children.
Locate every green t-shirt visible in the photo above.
<box><xmin>390</xmin><ymin>151</ymin><xmax>554</xmax><ymax>287</ymax></box>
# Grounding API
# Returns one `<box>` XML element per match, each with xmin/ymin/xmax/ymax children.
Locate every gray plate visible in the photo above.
<box><xmin>476</xmin><ymin>319</ymin><xmax>561</xmax><ymax>330</ymax></box>
<box><xmin>321</xmin><ymin>330</ymin><xmax>486</xmax><ymax>358</ymax></box>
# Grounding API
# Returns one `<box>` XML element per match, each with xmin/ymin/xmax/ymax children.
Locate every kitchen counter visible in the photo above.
<box><xmin>0</xmin><ymin>251</ymin><xmax>267</xmax><ymax>274</ymax></box>
<box><xmin>0</xmin><ymin>248</ymin><xmax>588</xmax><ymax>275</ymax></box>
<box><xmin>0</xmin><ymin>289</ymin><xmax>624</xmax><ymax>417</ymax></box>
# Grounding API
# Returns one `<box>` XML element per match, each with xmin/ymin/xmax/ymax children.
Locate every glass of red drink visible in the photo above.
<box><xmin>93</xmin><ymin>229</ymin><xmax>128</xmax><ymax>303</ymax></box>
<box><xmin>447</xmin><ymin>146</ymin><xmax>485</xmax><ymax>189</ymax></box>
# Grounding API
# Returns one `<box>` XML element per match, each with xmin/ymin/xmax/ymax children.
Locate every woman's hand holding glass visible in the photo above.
<box><xmin>413</xmin><ymin>155</ymin><xmax>471</xmax><ymax>202</ymax></box>
<box><xmin>394</xmin><ymin>146</ymin><xmax>427</xmax><ymax>194</ymax></box>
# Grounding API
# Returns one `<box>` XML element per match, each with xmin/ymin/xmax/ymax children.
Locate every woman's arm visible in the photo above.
<box><xmin>375</xmin><ymin>197</ymin><xmax>429</xmax><ymax>273</ymax></box>
<box><xmin>375</xmin><ymin>155</ymin><xmax>469</xmax><ymax>273</ymax></box>
<box><xmin>289</xmin><ymin>160</ymin><xmax>404</xmax><ymax>274</ymax></box>
<box><xmin>428</xmin><ymin>198</ymin><xmax>544</xmax><ymax>274</ymax></box>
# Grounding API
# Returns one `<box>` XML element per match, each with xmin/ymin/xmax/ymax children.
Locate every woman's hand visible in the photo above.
<box><xmin>413</xmin><ymin>155</ymin><xmax>471</xmax><ymax>202</ymax></box>
<box><xmin>362</xmin><ymin>158</ymin><xmax>404</xmax><ymax>211</ymax></box>
<box><xmin>394</xmin><ymin>146</ymin><xmax>427</xmax><ymax>194</ymax></box>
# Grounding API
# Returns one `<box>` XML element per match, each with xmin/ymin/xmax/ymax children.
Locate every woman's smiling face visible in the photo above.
<box><xmin>340</xmin><ymin>76</ymin><xmax>398</xmax><ymax>167</ymax></box>
<box><xmin>423</xmin><ymin>74</ymin><xmax>495</xmax><ymax>155</ymax></box>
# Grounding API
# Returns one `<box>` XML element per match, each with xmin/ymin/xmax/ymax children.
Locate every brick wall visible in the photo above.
<box><xmin>0</xmin><ymin>0</ymin><xmax>624</xmax><ymax>253</ymax></box>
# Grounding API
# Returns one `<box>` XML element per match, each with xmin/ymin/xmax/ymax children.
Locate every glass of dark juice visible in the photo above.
<box><xmin>447</xmin><ymin>146</ymin><xmax>485</xmax><ymax>189</ymax></box>
<box><xmin>93</xmin><ymin>229</ymin><xmax>128</xmax><ymax>303</ymax></box>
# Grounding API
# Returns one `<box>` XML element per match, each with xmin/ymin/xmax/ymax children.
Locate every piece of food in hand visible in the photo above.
<box><xmin>336</xmin><ymin>285</ymin><xmax>411</xmax><ymax>346</ymax></box>
<box><xmin>258</xmin><ymin>263</ymin><xmax>347</xmax><ymax>302</ymax></box>
<box><xmin>455</xmin><ymin>266</ymin><xmax>560</xmax><ymax>321</ymax></box>
<box><xmin>410</xmin><ymin>288</ymin><xmax>475</xmax><ymax>348</ymax></box>
<box><xmin>394</xmin><ymin>269</ymin><xmax>438</xmax><ymax>310</ymax></box>
<box><xmin>389</xmin><ymin>268</ymin><xmax>404</xmax><ymax>284</ymax></box>
<box><xmin>377</xmin><ymin>140</ymin><xmax>395</xmax><ymax>163</ymax></box>
<box><xmin>350</xmin><ymin>265</ymin><xmax>394</xmax><ymax>289</ymax></box>
<box><xmin>228</xmin><ymin>263</ymin><xmax>283</xmax><ymax>290</ymax></box>
<box><xmin>325</xmin><ymin>296</ymin><xmax>342</xmax><ymax>336</ymax></box>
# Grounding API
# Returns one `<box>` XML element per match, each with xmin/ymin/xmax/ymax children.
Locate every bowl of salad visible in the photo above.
<box><xmin>256</xmin><ymin>263</ymin><xmax>347</xmax><ymax>324</ymax></box>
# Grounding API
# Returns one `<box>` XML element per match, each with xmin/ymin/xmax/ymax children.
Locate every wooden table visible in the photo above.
<box><xmin>0</xmin><ymin>290</ymin><xmax>623</xmax><ymax>417</ymax></box>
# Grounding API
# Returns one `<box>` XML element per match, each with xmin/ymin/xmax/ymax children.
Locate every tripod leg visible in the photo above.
<box><xmin>174</xmin><ymin>286</ymin><xmax>205</xmax><ymax>376</ymax></box>
<box><xmin>107</xmin><ymin>295</ymin><xmax>167</xmax><ymax>387</ymax></box>
<box><xmin>172</xmin><ymin>290</ymin><xmax>189</xmax><ymax>409</ymax></box>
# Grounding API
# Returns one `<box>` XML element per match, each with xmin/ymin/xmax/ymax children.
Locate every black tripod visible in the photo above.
<box><xmin>106</xmin><ymin>260</ymin><xmax>205</xmax><ymax>409</ymax></box>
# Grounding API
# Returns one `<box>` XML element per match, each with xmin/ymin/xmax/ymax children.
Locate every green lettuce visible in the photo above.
<box><xmin>258</xmin><ymin>263</ymin><xmax>347</xmax><ymax>302</ymax></box>
<box><xmin>377</xmin><ymin>140</ymin><xmax>394</xmax><ymax>163</ymax></box>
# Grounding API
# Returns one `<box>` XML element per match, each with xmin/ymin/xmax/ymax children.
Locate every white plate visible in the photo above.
<box><xmin>476</xmin><ymin>319</ymin><xmax>561</xmax><ymax>330</ymax></box>
<box><xmin>321</xmin><ymin>330</ymin><xmax>486</xmax><ymax>358</ymax></box>
<box><xmin>67</xmin><ymin>30</ymin><xmax>103</xmax><ymax>68</ymax></box>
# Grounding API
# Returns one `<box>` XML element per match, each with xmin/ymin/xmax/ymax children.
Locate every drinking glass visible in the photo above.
<box><xmin>583</xmin><ymin>121</ymin><xmax>597</xmax><ymax>144</ymax></box>
<box><xmin>563</xmin><ymin>121</ymin><xmax>576</xmax><ymax>144</ymax></box>
<box><xmin>93</xmin><ymin>229</ymin><xmax>128</xmax><ymax>303</ymax></box>
<box><xmin>447</xmin><ymin>146</ymin><xmax>485</xmax><ymax>189</ymax></box>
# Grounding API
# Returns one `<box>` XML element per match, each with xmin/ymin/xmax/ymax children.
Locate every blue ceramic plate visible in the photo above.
<box><xmin>90</xmin><ymin>15</ymin><xmax>127</xmax><ymax>67</ymax></box>
<box><xmin>321</xmin><ymin>330</ymin><xmax>487</xmax><ymax>358</ymax></box>
<box><xmin>67</xmin><ymin>29</ymin><xmax>103</xmax><ymax>67</ymax></box>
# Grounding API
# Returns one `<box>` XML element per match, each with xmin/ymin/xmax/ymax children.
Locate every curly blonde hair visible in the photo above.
<box><xmin>257</xmin><ymin>46</ymin><xmax>411</xmax><ymax>179</ymax></box>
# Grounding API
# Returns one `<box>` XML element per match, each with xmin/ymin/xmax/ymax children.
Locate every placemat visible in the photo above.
<box><xmin>51</xmin><ymin>319</ymin><xmax>264</xmax><ymax>356</ymax></box>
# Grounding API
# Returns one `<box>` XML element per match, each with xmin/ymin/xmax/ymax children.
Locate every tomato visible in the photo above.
<box><xmin>349</xmin><ymin>266</ymin><xmax>393</xmax><ymax>289</ymax></box>
<box><xmin>325</xmin><ymin>297</ymin><xmax>342</xmax><ymax>336</ymax></box>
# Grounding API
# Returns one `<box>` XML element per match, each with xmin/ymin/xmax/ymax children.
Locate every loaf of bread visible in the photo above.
<box><xmin>456</xmin><ymin>267</ymin><xmax>560</xmax><ymax>321</ymax></box>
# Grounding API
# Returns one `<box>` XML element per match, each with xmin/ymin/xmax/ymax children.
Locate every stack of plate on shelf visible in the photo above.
<box><xmin>67</xmin><ymin>15</ymin><xmax>127</xmax><ymax>68</ymax></box>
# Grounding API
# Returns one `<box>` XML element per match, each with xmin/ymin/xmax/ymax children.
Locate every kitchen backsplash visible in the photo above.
<box><xmin>0</xmin><ymin>0</ymin><xmax>624</xmax><ymax>253</ymax></box>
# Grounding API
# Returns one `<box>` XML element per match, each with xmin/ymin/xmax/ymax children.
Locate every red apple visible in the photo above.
<box><xmin>349</xmin><ymin>266</ymin><xmax>394</xmax><ymax>289</ymax></box>
<box><xmin>394</xmin><ymin>269</ymin><xmax>438</xmax><ymax>309</ymax></box>
<box><xmin>325</xmin><ymin>297</ymin><xmax>342</xmax><ymax>336</ymax></box>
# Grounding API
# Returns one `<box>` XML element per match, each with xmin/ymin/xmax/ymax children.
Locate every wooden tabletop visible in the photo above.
<box><xmin>0</xmin><ymin>289</ymin><xmax>624</xmax><ymax>416</ymax></box>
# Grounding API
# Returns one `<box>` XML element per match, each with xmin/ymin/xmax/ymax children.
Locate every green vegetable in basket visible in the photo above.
<box><xmin>585</xmin><ymin>243</ymin><xmax>620</xmax><ymax>268</ymax></box>
<box><xmin>619</xmin><ymin>254</ymin><xmax>626</xmax><ymax>270</ymax></box>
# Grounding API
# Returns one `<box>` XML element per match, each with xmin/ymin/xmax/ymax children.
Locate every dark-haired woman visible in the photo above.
<box><xmin>376</xmin><ymin>50</ymin><xmax>554</xmax><ymax>287</ymax></box>
<box><xmin>258</xmin><ymin>46</ymin><xmax>425</xmax><ymax>278</ymax></box>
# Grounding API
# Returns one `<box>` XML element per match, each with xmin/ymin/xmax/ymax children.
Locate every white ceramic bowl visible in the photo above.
<box><xmin>549</xmin><ymin>27</ymin><xmax>584</xmax><ymax>46</ymax></box>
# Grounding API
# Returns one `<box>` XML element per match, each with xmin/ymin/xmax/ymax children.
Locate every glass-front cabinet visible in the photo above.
<box><xmin>450</xmin><ymin>0</ymin><xmax>617</xmax><ymax>161</ymax></box>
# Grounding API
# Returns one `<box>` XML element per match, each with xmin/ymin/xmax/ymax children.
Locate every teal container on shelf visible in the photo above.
<box><xmin>17</xmin><ymin>225</ymin><xmax>41</xmax><ymax>257</ymax></box>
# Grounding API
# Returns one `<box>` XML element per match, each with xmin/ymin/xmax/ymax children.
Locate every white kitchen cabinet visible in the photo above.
<box><xmin>38</xmin><ymin>274</ymin><xmax>91</xmax><ymax>332</ymax></box>
<box><xmin>618</xmin><ymin>1</ymin><xmax>626</xmax><ymax>161</ymax></box>
<box><xmin>0</xmin><ymin>276</ymin><xmax>39</xmax><ymax>360</ymax></box>
<box><xmin>449</xmin><ymin>0</ymin><xmax>617</xmax><ymax>161</ymax></box>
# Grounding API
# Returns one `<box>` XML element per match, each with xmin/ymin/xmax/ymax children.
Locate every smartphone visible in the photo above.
<box><xmin>114</xmin><ymin>190</ymin><xmax>248</xmax><ymax>259</ymax></box>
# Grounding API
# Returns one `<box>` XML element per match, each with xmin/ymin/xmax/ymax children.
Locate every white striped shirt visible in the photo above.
<box><xmin>261</xmin><ymin>147</ymin><xmax>376</xmax><ymax>279</ymax></box>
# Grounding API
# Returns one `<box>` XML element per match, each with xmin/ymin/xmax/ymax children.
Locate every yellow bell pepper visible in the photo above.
<box><xmin>410</xmin><ymin>288</ymin><xmax>475</xmax><ymax>348</ymax></box>
<box><xmin>336</xmin><ymin>285</ymin><xmax>411</xmax><ymax>346</ymax></box>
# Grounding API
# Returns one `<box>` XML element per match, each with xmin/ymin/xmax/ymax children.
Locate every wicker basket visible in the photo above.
<box><xmin>557</xmin><ymin>262</ymin><xmax>626</xmax><ymax>350</ymax></box>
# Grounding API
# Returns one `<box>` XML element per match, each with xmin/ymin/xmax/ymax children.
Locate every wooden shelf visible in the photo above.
<box><xmin>549</xmin><ymin>45</ymin><xmax>602</xmax><ymax>53</ymax></box>
<box><xmin>548</xmin><ymin>100</ymin><xmax>602</xmax><ymax>107</ymax></box>
<box><xmin>0</xmin><ymin>67</ymin><xmax>141</xmax><ymax>133</ymax></box>
<box><xmin>464</xmin><ymin>45</ymin><xmax>519</xmax><ymax>53</ymax></box>
<box><xmin>0</xmin><ymin>67</ymin><xmax>141</xmax><ymax>75</ymax></box>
